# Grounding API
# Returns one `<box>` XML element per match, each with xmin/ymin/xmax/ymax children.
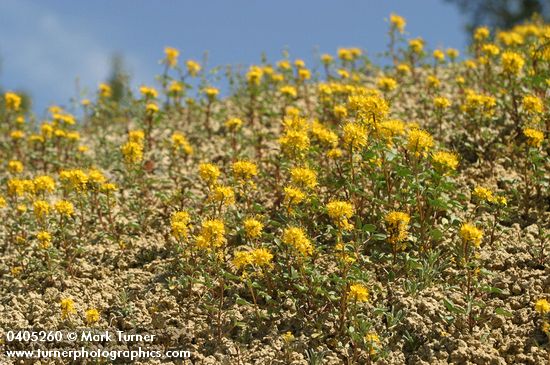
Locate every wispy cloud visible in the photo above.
<box><xmin>0</xmin><ymin>0</ymin><xmax>148</xmax><ymax>113</ymax></box>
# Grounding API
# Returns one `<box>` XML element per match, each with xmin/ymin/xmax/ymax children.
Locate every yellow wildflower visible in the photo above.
<box><xmin>407</xmin><ymin>129</ymin><xmax>434</xmax><ymax>157</ymax></box>
<box><xmin>348</xmin><ymin>283</ymin><xmax>369</xmax><ymax>302</ymax></box>
<box><xmin>342</xmin><ymin>122</ymin><xmax>368</xmax><ymax>151</ymax></box>
<box><xmin>60</xmin><ymin>298</ymin><xmax>76</xmax><ymax>319</ymax></box>
<box><xmin>522</xmin><ymin>95</ymin><xmax>543</xmax><ymax>114</ymax></box>
<box><xmin>284</xmin><ymin>186</ymin><xmax>306</xmax><ymax>206</ymax></box>
<box><xmin>282</xmin><ymin>227</ymin><xmax>313</xmax><ymax>257</ymax></box>
<box><xmin>434</xmin><ymin>96</ymin><xmax>451</xmax><ymax>109</ymax></box>
<box><xmin>85</xmin><ymin>308</ymin><xmax>100</xmax><ymax>325</ymax></box>
<box><xmin>164</xmin><ymin>47</ymin><xmax>179</xmax><ymax>67</ymax></box>
<box><xmin>243</xmin><ymin>218</ymin><xmax>263</xmax><ymax>239</ymax></box>
<box><xmin>171</xmin><ymin>211</ymin><xmax>191</xmax><ymax>241</ymax></box>
<box><xmin>535</xmin><ymin>299</ymin><xmax>550</xmax><ymax>314</ymax></box>
<box><xmin>365</xmin><ymin>332</ymin><xmax>381</xmax><ymax>355</ymax></box>
<box><xmin>225</xmin><ymin>117</ymin><xmax>243</xmax><ymax>131</ymax></box>
<box><xmin>171</xmin><ymin>132</ymin><xmax>193</xmax><ymax>155</ymax></box>
<box><xmin>233</xmin><ymin>161</ymin><xmax>258</xmax><ymax>182</ymax></box>
<box><xmin>474</xmin><ymin>26</ymin><xmax>490</xmax><ymax>41</ymax></box>
<box><xmin>196</xmin><ymin>219</ymin><xmax>225</xmax><ymax>249</ymax></box>
<box><xmin>326</xmin><ymin>201</ymin><xmax>354</xmax><ymax>231</ymax></box>
<box><xmin>121</xmin><ymin>141</ymin><xmax>143</xmax><ymax>165</ymax></box>
<box><xmin>523</xmin><ymin>128</ymin><xmax>544</xmax><ymax>147</ymax></box>
<box><xmin>389</xmin><ymin>13</ymin><xmax>406</xmax><ymax>33</ymax></box>
<box><xmin>290</xmin><ymin>167</ymin><xmax>317</xmax><ymax>190</ymax></box>
<box><xmin>432</xmin><ymin>151</ymin><xmax>459</xmax><ymax>172</ymax></box>
<box><xmin>459</xmin><ymin>223</ymin><xmax>483</xmax><ymax>247</ymax></box>
<box><xmin>8</xmin><ymin>160</ymin><xmax>24</xmax><ymax>174</ymax></box>
<box><xmin>54</xmin><ymin>200</ymin><xmax>74</xmax><ymax>217</ymax></box>
<box><xmin>4</xmin><ymin>92</ymin><xmax>22</xmax><ymax>111</ymax></box>
<box><xmin>210</xmin><ymin>185</ymin><xmax>235</xmax><ymax>206</ymax></box>
<box><xmin>186</xmin><ymin>60</ymin><xmax>201</xmax><ymax>76</ymax></box>
<box><xmin>409</xmin><ymin>38</ymin><xmax>424</xmax><ymax>54</ymax></box>
<box><xmin>198</xmin><ymin>163</ymin><xmax>220</xmax><ymax>185</ymax></box>
<box><xmin>501</xmin><ymin>51</ymin><xmax>525</xmax><ymax>75</ymax></box>
<box><xmin>33</xmin><ymin>200</ymin><xmax>50</xmax><ymax>220</ymax></box>
<box><xmin>385</xmin><ymin>211</ymin><xmax>410</xmax><ymax>250</ymax></box>
<box><xmin>377</xmin><ymin>77</ymin><xmax>398</xmax><ymax>92</ymax></box>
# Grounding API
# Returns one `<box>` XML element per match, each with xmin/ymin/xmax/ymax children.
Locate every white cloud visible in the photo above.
<box><xmin>0</xmin><ymin>0</ymin><xmax>149</xmax><ymax>113</ymax></box>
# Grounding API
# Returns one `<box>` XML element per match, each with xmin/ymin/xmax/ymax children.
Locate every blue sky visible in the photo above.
<box><xmin>0</xmin><ymin>0</ymin><xmax>467</xmax><ymax>115</ymax></box>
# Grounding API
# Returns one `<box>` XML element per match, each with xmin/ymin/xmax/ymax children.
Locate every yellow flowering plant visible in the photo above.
<box><xmin>0</xmin><ymin>14</ymin><xmax>548</xmax><ymax>365</ymax></box>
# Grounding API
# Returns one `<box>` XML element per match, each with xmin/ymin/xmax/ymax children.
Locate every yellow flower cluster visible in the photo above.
<box><xmin>348</xmin><ymin>283</ymin><xmax>369</xmax><ymax>302</ymax></box>
<box><xmin>171</xmin><ymin>132</ymin><xmax>193</xmax><ymax>155</ymax></box>
<box><xmin>232</xmin><ymin>248</ymin><xmax>273</xmax><ymax>270</ymax></box>
<box><xmin>407</xmin><ymin>129</ymin><xmax>434</xmax><ymax>158</ymax></box>
<box><xmin>198</xmin><ymin>163</ymin><xmax>221</xmax><ymax>186</ymax></box>
<box><xmin>290</xmin><ymin>167</ymin><xmax>317</xmax><ymax>190</ymax></box>
<box><xmin>347</xmin><ymin>89</ymin><xmax>389</xmax><ymax>126</ymax></box>
<box><xmin>523</xmin><ymin>128</ymin><xmax>544</xmax><ymax>147</ymax></box>
<box><xmin>365</xmin><ymin>332</ymin><xmax>381</xmax><ymax>355</ymax></box>
<box><xmin>378</xmin><ymin>119</ymin><xmax>405</xmax><ymax>143</ymax></box>
<box><xmin>209</xmin><ymin>185</ymin><xmax>235</xmax><ymax>206</ymax></box>
<box><xmin>186</xmin><ymin>60</ymin><xmax>201</xmax><ymax>76</ymax></box>
<box><xmin>203</xmin><ymin>87</ymin><xmax>220</xmax><ymax>100</ymax></box>
<box><xmin>243</xmin><ymin>218</ymin><xmax>263</xmax><ymax>239</ymax></box>
<box><xmin>171</xmin><ymin>211</ymin><xmax>191</xmax><ymax>241</ymax></box>
<box><xmin>164</xmin><ymin>47</ymin><xmax>179</xmax><ymax>67</ymax></box>
<box><xmin>343</xmin><ymin>122</ymin><xmax>368</xmax><ymax>151</ymax></box>
<box><xmin>233</xmin><ymin>161</ymin><xmax>258</xmax><ymax>182</ymax></box>
<box><xmin>432</xmin><ymin>150</ymin><xmax>459</xmax><ymax>173</ymax></box>
<box><xmin>278</xmin><ymin>116</ymin><xmax>310</xmax><ymax>159</ymax></box>
<box><xmin>59</xmin><ymin>169</ymin><xmax>89</xmax><ymax>192</ymax></box>
<box><xmin>282</xmin><ymin>226</ymin><xmax>313</xmax><ymax>257</ymax></box>
<box><xmin>98</xmin><ymin>83</ymin><xmax>112</xmax><ymax>98</ymax></box>
<box><xmin>433</xmin><ymin>96</ymin><xmax>451</xmax><ymax>109</ymax></box>
<box><xmin>474</xmin><ymin>26</ymin><xmax>490</xmax><ymax>41</ymax></box>
<box><xmin>310</xmin><ymin>120</ymin><xmax>338</xmax><ymax>148</ymax></box>
<box><xmin>501</xmin><ymin>51</ymin><xmax>525</xmax><ymax>75</ymax></box>
<box><xmin>60</xmin><ymin>298</ymin><xmax>76</xmax><ymax>319</ymax></box>
<box><xmin>472</xmin><ymin>186</ymin><xmax>507</xmax><ymax>206</ymax></box>
<box><xmin>463</xmin><ymin>90</ymin><xmax>496</xmax><ymax>117</ymax></box>
<box><xmin>37</xmin><ymin>231</ymin><xmax>52</xmax><ymax>249</ymax></box>
<box><xmin>535</xmin><ymin>299</ymin><xmax>550</xmax><ymax>314</ymax></box>
<box><xmin>247</xmin><ymin>65</ymin><xmax>264</xmax><ymax>85</ymax></box>
<box><xmin>326</xmin><ymin>200</ymin><xmax>354</xmax><ymax>231</ymax></box>
<box><xmin>225</xmin><ymin>117</ymin><xmax>243</xmax><ymax>131</ymax></box>
<box><xmin>385</xmin><ymin>211</ymin><xmax>410</xmax><ymax>250</ymax></box>
<box><xmin>409</xmin><ymin>38</ymin><xmax>424</xmax><ymax>53</ymax></box>
<box><xmin>376</xmin><ymin>77</ymin><xmax>397</xmax><ymax>92</ymax></box>
<box><xmin>4</xmin><ymin>92</ymin><xmax>22</xmax><ymax>111</ymax></box>
<box><xmin>284</xmin><ymin>186</ymin><xmax>306</xmax><ymax>207</ymax></box>
<box><xmin>459</xmin><ymin>223</ymin><xmax>483</xmax><ymax>247</ymax></box>
<box><xmin>85</xmin><ymin>308</ymin><xmax>100</xmax><ymax>325</ymax></box>
<box><xmin>54</xmin><ymin>200</ymin><xmax>74</xmax><ymax>216</ymax></box>
<box><xmin>196</xmin><ymin>219</ymin><xmax>225</xmax><ymax>249</ymax></box>
<box><xmin>522</xmin><ymin>95</ymin><xmax>543</xmax><ymax>114</ymax></box>
<box><xmin>8</xmin><ymin>160</ymin><xmax>24</xmax><ymax>174</ymax></box>
<box><xmin>7</xmin><ymin>178</ymin><xmax>34</xmax><ymax>197</ymax></box>
<box><xmin>121</xmin><ymin>141</ymin><xmax>144</xmax><ymax>165</ymax></box>
<box><xmin>389</xmin><ymin>13</ymin><xmax>406</xmax><ymax>33</ymax></box>
<box><xmin>140</xmin><ymin>86</ymin><xmax>158</xmax><ymax>99</ymax></box>
<box><xmin>337</xmin><ymin>48</ymin><xmax>362</xmax><ymax>61</ymax></box>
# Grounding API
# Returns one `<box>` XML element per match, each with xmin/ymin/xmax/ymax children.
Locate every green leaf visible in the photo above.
<box><xmin>236</xmin><ymin>297</ymin><xmax>252</xmax><ymax>306</ymax></box>
<box><xmin>372</xmin><ymin>233</ymin><xmax>387</xmax><ymax>241</ymax></box>
<box><xmin>363</xmin><ymin>224</ymin><xmax>377</xmax><ymax>233</ymax></box>
<box><xmin>429</xmin><ymin>228</ymin><xmax>443</xmax><ymax>241</ymax></box>
<box><xmin>495</xmin><ymin>307</ymin><xmax>513</xmax><ymax>317</ymax></box>
<box><xmin>481</xmin><ymin>285</ymin><xmax>502</xmax><ymax>294</ymax></box>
